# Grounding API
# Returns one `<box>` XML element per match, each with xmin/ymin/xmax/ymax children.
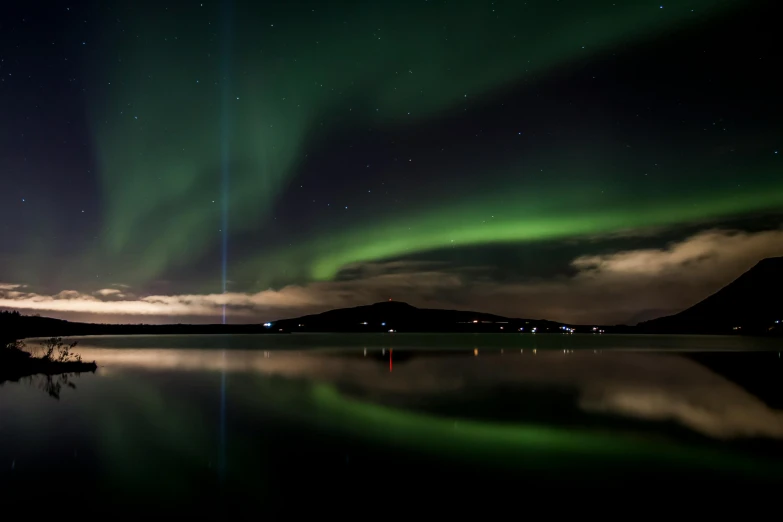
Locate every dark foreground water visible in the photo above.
<box><xmin>2</xmin><ymin>334</ymin><xmax>782</xmax><ymax>507</ymax></box>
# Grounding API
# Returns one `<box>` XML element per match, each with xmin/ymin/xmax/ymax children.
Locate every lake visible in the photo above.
<box><xmin>2</xmin><ymin>333</ymin><xmax>782</xmax><ymax>507</ymax></box>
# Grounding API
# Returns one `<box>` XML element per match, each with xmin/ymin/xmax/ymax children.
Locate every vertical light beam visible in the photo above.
<box><xmin>220</xmin><ymin>4</ymin><xmax>232</xmax><ymax>326</ymax></box>
<box><xmin>218</xmin><ymin>0</ymin><xmax>233</xmax><ymax>485</ymax></box>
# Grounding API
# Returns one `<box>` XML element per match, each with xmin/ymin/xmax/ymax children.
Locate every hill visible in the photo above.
<box><xmin>640</xmin><ymin>257</ymin><xmax>783</xmax><ymax>334</ymax></box>
<box><xmin>272</xmin><ymin>300</ymin><xmax>568</xmax><ymax>333</ymax></box>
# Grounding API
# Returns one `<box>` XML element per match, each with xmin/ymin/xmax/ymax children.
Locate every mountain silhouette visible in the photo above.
<box><xmin>640</xmin><ymin>257</ymin><xmax>783</xmax><ymax>334</ymax></box>
<box><xmin>273</xmin><ymin>300</ymin><xmax>563</xmax><ymax>333</ymax></box>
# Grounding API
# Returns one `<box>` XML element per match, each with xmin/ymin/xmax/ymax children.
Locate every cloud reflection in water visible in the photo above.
<box><xmin>71</xmin><ymin>344</ymin><xmax>783</xmax><ymax>440</ymax></box>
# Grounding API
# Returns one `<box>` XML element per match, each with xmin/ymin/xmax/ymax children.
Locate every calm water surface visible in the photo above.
<box><xmin>2</xmin><ymin>334</ymin><xmax>782</xmax><ymax>506</ymax></box>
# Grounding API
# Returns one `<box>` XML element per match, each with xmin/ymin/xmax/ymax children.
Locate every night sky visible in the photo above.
<box><xmin>1</xmin><ymin>0</ymin><xmax>781</xmax><ymax>325</ymax></box>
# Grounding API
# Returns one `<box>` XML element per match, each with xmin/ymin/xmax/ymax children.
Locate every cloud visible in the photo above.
<box><xmin>95</xmin><ymin>288</ymin><xmax>122</xmax><ymax>296</ymax></box>
<box><xmin>0</xmin><ymin>262</ymin><xmax>461</xmax><ymax>319</ymax></box>
<box><xmin>475</xmin><ymin>228</ymin><xmax>783</xmax><ymax>324</ymax></box>
<box><xmin>1</xmin><ymin>228</ymin><xmax>782</xmax><ymax>324</ymax></box>
<box><xmin>572</xmin><ymin>228</ymin><xmax>783</xmax><ymax>278</ymax></box>
<box><xmin>54</xmin><ymin>290</ymin><xmax>84</xmax><ymax>299</ymax></box>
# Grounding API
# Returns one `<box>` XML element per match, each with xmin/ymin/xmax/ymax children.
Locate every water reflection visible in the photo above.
<box><xmin>3</xmin><ymin>339</ymin><xmax>783</xmax><ymax>503</ymax></box>
<box><xmin>17</xmin><ymin>373</ymin><xmax>81</xmax><ymax>400</ymax></box>
<box><xmin>72</xmin><ymin>345</ymin><xmax>783</xmax><ymax>440</ymax></box>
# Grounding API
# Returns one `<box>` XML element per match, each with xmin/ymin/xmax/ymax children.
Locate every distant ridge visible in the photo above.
<box><xmin>640</xmin><ymin>257</ymin><xmax>783</xmax><ymax>334</ymax></box>
<box><xmin>0</xmin><ymin>311</ymin><xmax>281</xmax><ymax>345</ymax></box>
<box><xmin>273</xmin><ymin>300</ymin><xmax>566</xmax><ymax>333</ymax></box>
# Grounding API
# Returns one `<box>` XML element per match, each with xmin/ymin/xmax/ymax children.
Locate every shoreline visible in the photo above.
<box><xmin>0</xmin><ymin>358</ymin><xmax>98</xmax><ymax>384</ymax></box>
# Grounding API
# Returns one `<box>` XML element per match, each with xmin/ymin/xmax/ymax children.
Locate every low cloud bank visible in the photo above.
<box><xmin>2</xmin><ymin>229</ymin><xmax>782</xmax><ymax>324</ymax></box>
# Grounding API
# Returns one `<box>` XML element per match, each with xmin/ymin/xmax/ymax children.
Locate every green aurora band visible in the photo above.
<box><xmin>87</xmin><ymin>0</ymin><xmax>779</xmax><ymax>288</ymax></box>
<box><xmin>264</xmin><ymin>172</ymin><xmax>783</xmax><ymax>282</ymax></box>
<box><xmin>309</xmin><ymin>383</ymin><xmax>773</xmax><ymax>477</ymax></box>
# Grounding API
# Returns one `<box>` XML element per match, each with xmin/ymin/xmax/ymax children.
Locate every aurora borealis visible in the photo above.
<box><xmin>1</xmin><ymin>0</ymin><xmax>782</xmax><ymax>324</ymax></box>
